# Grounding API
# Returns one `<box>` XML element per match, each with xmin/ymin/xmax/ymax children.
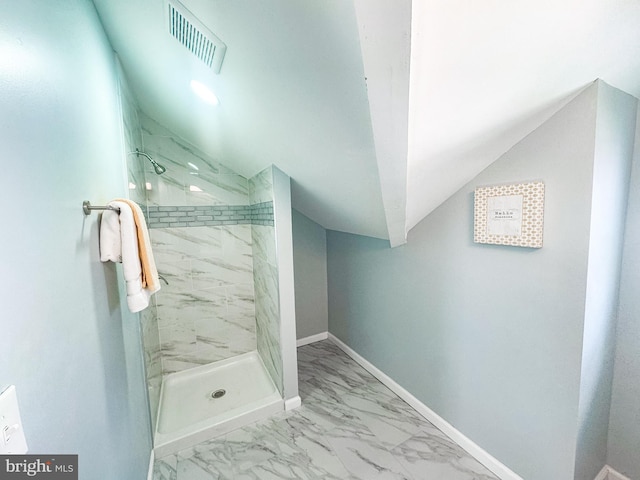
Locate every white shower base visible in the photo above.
<box><xmin>154</xmin><ymin>351</ymin><xmax>283</xmax><ymax>458</ymax></box>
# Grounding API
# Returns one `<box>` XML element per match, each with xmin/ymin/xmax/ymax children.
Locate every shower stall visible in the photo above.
<box><xmin>120</xmin><ymin>69</ymin><xmax>299</xmax><ymax>457</ymax></box>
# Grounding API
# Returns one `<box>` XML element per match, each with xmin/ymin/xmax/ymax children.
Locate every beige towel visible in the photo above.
<box><xmin>100</xmin><ymin>201</ymin><xmax>154</xmax><ymax>312</ymax></box>
<box><xmin>116</xmin><ymin>198</ymin><xmax>160</xmax><ymax>293</ymax></box>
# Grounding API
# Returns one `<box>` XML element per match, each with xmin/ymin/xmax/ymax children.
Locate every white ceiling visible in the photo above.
<box><xmin>407</xmin><ymin>0</ymin><xmax>640</xmax><ymax>233</ymax></box>
<box><xmin>92</xmin><ymin>0</ymin><xmax>640</xmax><ymax>245</ymax></box>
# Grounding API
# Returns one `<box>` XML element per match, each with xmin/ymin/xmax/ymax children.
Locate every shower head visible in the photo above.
<box><xmin>151</xmin><ymin>161</ymin><xmax>167</xmax><ymax>175</ymax></box>
<box><xmin>130</xmin><ymin>149</ymin><xmax>167</xmax><ymax>175</ymax></box>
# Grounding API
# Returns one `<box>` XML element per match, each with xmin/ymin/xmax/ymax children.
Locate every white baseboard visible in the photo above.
<box><xmin>284</xmin><ymin>395</ymin><xmax>302</xmax><ymax>411</ymax></box>
<box><xmin>296</xmin><ymin>331</ymin><xmax>328</xmax><ymax>347</ymax></box>
<box><xmin>609</xmin><ymin>467</ymin><xmax>633</xmax><ymax>480</ymax></box>
<box><xmin>594</xmin><ymin>465</ymin><xmax>609</xmax><ymax>480</ymax></box>
<box><xmin>328</xmin><ymin>333</ymin><xmax>523</xmax><ymax>480</ymax></box>
<box><xmin>594</xmin><ymin>465</ymin><xmax>633</xmax><ymax>480</ymax></box>
<box><xmin>147</xmin><ymin>448</ymin><xmax>155</xmax><ymax>480</ymax></box>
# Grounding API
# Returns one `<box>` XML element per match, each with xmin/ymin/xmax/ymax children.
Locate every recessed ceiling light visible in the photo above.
<box><xmin>190</xmin><ymin>185</ymin><xmax>203</xmax><ymax>192</ymax></box>
<box><xmin>187</xmin><ymin>162</ymin><xmax>199</xmax><ymax>170</ymax></box>
<box><xmin>190</xmin><ymin>80</ymin><xmax>219</xmax><ymax>106</ymax></box>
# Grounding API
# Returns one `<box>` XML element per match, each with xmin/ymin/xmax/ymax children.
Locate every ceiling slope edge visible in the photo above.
<box><xmin>353</xmin><ymin>0</ymin><xmax>412</xmax><ymax>248</ymax></box>
<box><xmin>405</xmin><ymin>84</ymin><xmax>591</xmax><ymax>236</ymax></box>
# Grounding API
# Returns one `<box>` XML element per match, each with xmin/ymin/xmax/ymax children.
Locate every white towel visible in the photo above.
<box><xmin>99</xmin><ymin>205</ymin><xmax>122</xmax><ymax>263</ymax></box>
<box><xmin>99</xmin><ymin>200</ymin><xmax>160</xmax><ymax>313</ymax></box>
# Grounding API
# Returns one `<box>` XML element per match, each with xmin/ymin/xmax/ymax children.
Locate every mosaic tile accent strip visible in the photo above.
<box><xmin>250</xmin><ymin>201</ymin><xmax>275</xmax><ymax>226</ymax></box>
<box><xmin>146</xmin><ymin>202</ymin><xmax>274</xmax><ymax>228</ymax></box>
<box><xmin>474</xmin><ymin>181</ymin><xmax>545</xmax><ymax>248</ymax></box>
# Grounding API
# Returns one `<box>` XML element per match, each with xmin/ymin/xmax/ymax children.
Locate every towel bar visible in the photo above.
<box><xmin>83</xmin><ymin>200</ymin><xmax>121</xmax><ymax>215</ymax></box>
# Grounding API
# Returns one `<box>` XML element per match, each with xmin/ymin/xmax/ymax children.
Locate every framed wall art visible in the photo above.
<box><xmin>474</xmin><ymin>181</ymin><xmax>545</xmax><ymax>248</ymax></box>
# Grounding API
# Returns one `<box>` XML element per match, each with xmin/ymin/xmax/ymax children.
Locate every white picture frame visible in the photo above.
<box><xmin>474</xmin><ymin>181</ymin><xmax>545</xmax><ymax>248</ymax></box>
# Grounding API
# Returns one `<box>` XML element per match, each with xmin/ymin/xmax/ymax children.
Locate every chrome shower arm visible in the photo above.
<box><xmin>129</xmin><ymin>149</ymin><xmax>167</xmax><ymax>175</ymax></box>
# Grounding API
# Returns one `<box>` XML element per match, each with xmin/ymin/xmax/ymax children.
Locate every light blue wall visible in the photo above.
<box><xmin>607</xmin><ymin>108</ymin><xmax>640</xmax><ymax>479</ymax></box>
<box><xmin>328</xmin><ymin>83</ymin><xmax>604</xmax><ymax>479</ymax></box>
<box><xmin>574</xmin><ymin>84</ymin><xmax>637</xmax><ymax>480</ymax></box>
<box><xmin>0</xmin><ymin>1</ymin><xmax>151</xmax><ymax>478</ymax></box>
<box><xmin>292</xmin><ymin>209</ymin><xmax>328</xmax><ymax>340</ymax></box>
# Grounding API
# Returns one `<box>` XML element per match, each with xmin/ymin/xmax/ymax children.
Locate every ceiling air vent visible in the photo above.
<box><xmin>167</xmin><ymin>0</ymin><xmax>227</xmax><ymax>73</ymax></box>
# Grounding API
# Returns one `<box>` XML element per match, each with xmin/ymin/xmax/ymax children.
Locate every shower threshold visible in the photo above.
<box><xmin>154</xmin><ymin>351</ymin><xmax>283</xmax><ymax>458</ymax></box>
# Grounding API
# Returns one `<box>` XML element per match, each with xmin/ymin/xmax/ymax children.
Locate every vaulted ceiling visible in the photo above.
<box><xmin>92</xmin><ymin>0</ymin><xmax>640</xmax><ymax>247</ymax></box>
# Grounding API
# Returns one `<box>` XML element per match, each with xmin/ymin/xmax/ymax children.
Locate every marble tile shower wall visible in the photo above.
<box><xmin>140</xmin><ymin>114</ymin><xmax>258</xmax><ymax>375</ymax></box>
<box><xmin>249</xmin><ymin>167</ymin><xmax>284</xmax><ymax>395</ymax></box>
<box><xmin>141</xmin><ymin>114</ymin><xmax>248</xmax><ymax>208</ymax></box>
<box><xmin>151</xmin><ymin>225</ymin><xmax>255</xmax><ymax>374</ymax></box>
<box><xmin>120</xmin><ymin>80</ymin><xmax>146</xmax><ymax>206</ymax></box>
<box><xmin>117</xmin><ymin>63</ymin><xmax>162</xmax><ymax>432</ymax></box>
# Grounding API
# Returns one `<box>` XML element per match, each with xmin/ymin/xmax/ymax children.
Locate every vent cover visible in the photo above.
<box><xmin>167</xmin><ymin>0</ymin><xmax>226</xmax><ymax>73</ymax></box>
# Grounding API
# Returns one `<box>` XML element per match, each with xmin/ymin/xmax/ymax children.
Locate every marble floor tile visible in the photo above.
<box><xmin>180</xmin><ymin>424</ymin><xmax>279</xmax><ymax>469</ymax></box>
<box><xmin>154</xmin><ymin>340</ymin><xmax>499</xmax><ymax>480</ymax></box>
<box><xmin>337</xmin><ymin>387</ymin><xmax>423</xmax><ymax>449</ymax></box>
<box><xmin>177</xmin><ymin>457</ymin><xmax>225</xmax><ymax>480</ymax></box>
<box><xmin>154</xmin><ymin>454</ymin><xmax>178</xmax><ymax>480</ymax></box>
<box><xmin>328</xmin><ymin>434</ymin><xmax>413</xmax><ymax>480</ymax></box>
<box><xmin>391</xmin><ymin>432</ymin><xmax>499</xmax><ymax>480</ymax></box>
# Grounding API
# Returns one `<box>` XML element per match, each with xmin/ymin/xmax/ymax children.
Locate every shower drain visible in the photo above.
<box><xmin>209</xmin><ymin>389</ymin><xmax>226</xmax><ymax>399</ymax></box>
